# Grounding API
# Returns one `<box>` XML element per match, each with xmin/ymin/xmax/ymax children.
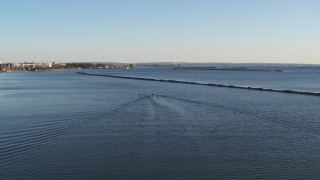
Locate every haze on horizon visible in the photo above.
<box><xmin>0</xmin><ymin>0</ymin><xmax>319</xmax><ymax>64</ymax></box>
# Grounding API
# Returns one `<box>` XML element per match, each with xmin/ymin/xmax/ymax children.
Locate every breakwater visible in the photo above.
<box><xmin>77</xmin><ymin>72</ymin><xmax>320</xmax><ymax>97</ymax></box>
<box><xmin>173</xmin><ymin>67</ymin><xmax>283</xmax><ymax>72</ymax></box>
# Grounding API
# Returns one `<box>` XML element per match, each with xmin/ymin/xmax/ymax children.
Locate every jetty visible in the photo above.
<box><xmin>77</xmin><ymin>72</ymin><xmax>320</xmax><ymax>97</ymax></box>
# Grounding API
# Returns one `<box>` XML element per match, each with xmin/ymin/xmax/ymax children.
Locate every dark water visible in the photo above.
<box><xmin>1</xmin><ymin>67</ymin><xmax>320</xmax><ymax>179</ymax></box>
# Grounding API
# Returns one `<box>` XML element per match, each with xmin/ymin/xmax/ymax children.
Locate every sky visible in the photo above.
<box><xmin>0</xmin><ymin>0</ymin><xmax>319</xmax><ymax>64</ymax></box>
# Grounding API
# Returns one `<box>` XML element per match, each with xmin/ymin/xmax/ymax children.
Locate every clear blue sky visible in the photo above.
<box><xmin>0</xmin><ymin>0</ymin><xmax>319</xmax><ymax>64</ymax></box>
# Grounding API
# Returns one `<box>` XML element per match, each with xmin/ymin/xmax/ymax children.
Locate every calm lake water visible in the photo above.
<box><xmin>1</xmin><ymin>66</ymin><xmax>320</xmax><ymax>179</ymax></box>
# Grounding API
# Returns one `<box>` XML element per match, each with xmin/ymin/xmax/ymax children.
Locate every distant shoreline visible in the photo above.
<box><xmin>173</xmin><ymin>67</ymin><xmax>283</xmax><ymax>72</ymax></box>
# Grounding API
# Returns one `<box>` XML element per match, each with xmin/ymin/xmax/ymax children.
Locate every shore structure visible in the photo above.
<box><xmin>77</xmin><ymin>72</ymin><xmax>320</xmax><ymax>97</ymax></box>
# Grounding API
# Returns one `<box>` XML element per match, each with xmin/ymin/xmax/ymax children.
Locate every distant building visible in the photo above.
<box><xmin>48</xmin><ymin>61</ymin><xmax>52</xmax><ymax>68</ymax></box>
<box><xmin>47</xmin><ymin>61</ymin><xmax>56</xmax><ymax>68</ymax></box>
<box><xmin>22</xmin><ymin>62</ymin><xmax>36</xmax><ymax>68</ymax></box>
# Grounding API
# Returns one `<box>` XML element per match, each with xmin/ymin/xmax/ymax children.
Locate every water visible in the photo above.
<box><xmin>91</xmin><ymin>65</ymin><xmax>320</xmax><ymax>92</ymax></box>
<box><xmin>1</xmin><ymin>67</ymin><xmax>320</xmax><ymax>179</ymax></box>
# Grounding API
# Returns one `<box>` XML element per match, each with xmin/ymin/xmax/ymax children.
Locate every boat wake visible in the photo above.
<box><xmin>0</xmin><ymin>96</ymin><xmax>150</xmax><ymax>165</ymax></box>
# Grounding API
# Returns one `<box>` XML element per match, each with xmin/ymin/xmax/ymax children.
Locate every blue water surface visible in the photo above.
<box><xmin>1</xmin><ymin>67</ymin><xmax>320</xmax><ymax>179</ymax></box>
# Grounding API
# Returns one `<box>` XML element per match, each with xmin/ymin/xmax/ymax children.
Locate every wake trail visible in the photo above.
<box><xmin>0</xmin><ymin>96</ymin><xmax>152</xmax><ymax>165</ymax></box>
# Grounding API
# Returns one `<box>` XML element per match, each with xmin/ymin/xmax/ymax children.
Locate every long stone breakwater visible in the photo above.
<box><xmin>77</xmin><ymin>72</ymin><xmax>320</xmax><ymax>97</ymax></box>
